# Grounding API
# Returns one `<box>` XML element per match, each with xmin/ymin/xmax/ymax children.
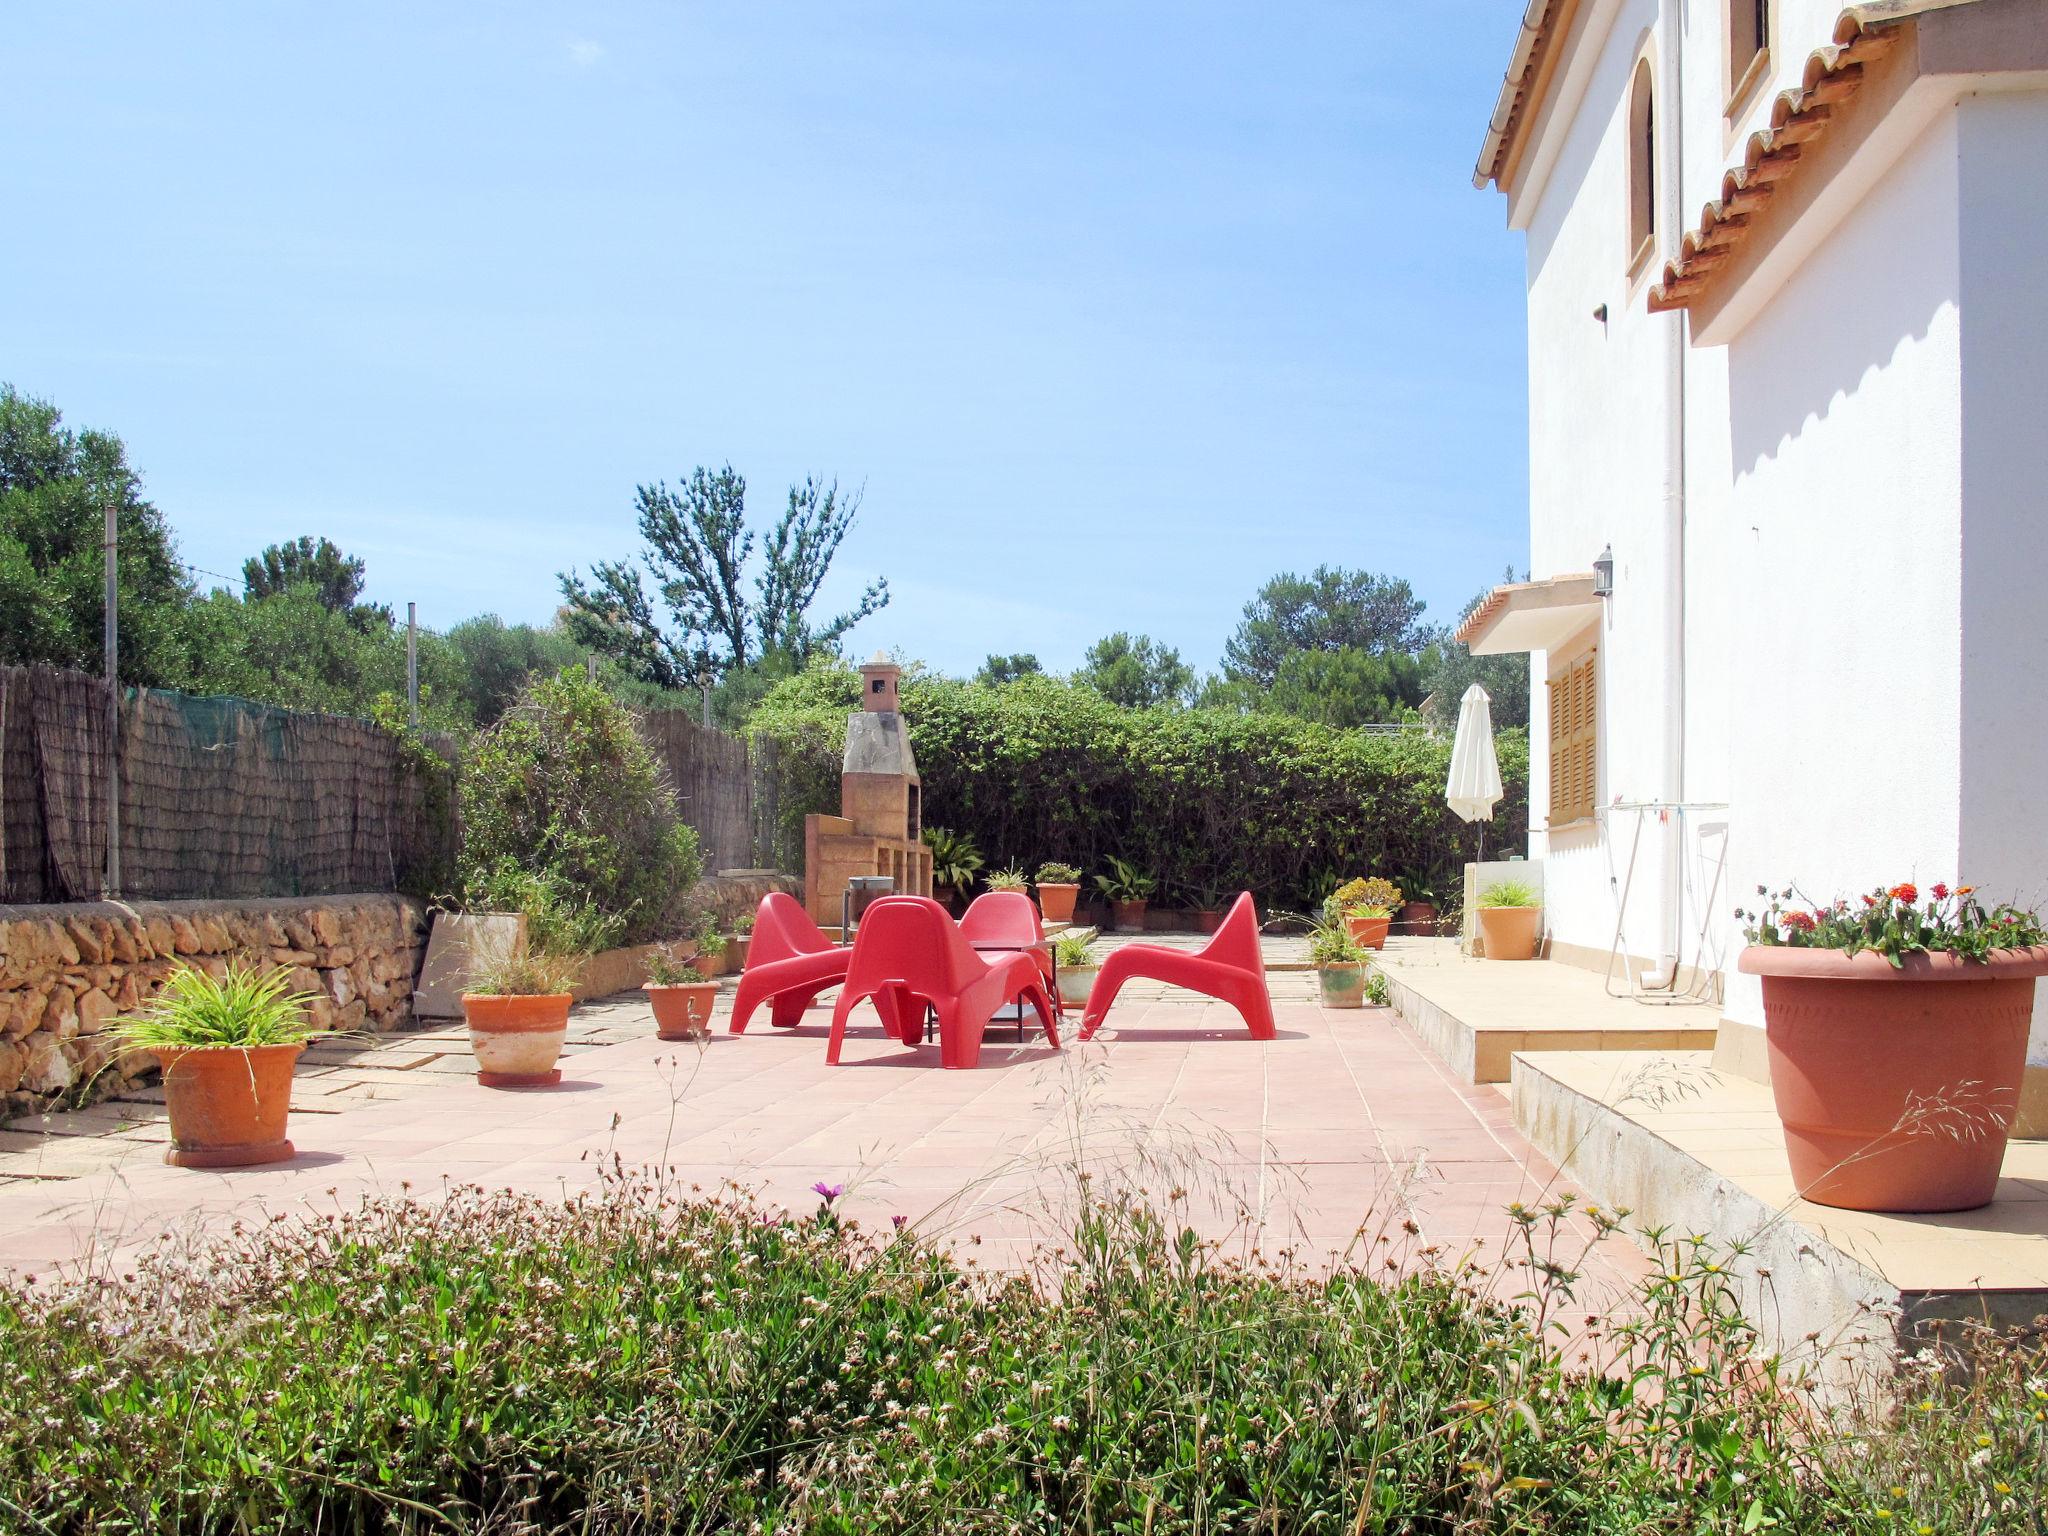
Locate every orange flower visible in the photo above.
<box><xmin>1890</xmin><ymin>883</ymin><xmax>1918</xmax><ymax>904</ymax></box>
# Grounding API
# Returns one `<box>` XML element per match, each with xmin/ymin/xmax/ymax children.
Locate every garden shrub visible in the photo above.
<box><xmin>0</xmin><ymin>1176</ymin><xmax>2037</xmax><ymax>1533</ymax></box>
<box><xmin>460</xmin><ymin>667</ymin><xmax>701</xmax><ymax>945</ymax></box>
<box><xmin>750</xmin><ymin>659</ymin><xmax>1529</xmax><ymax>909</ymax></box>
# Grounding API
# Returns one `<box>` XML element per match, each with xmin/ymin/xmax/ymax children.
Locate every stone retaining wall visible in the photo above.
<box><xmin>0</xmin><ymin>895</ymin><xmax>426</xmax><ymax>1115</ymax></box>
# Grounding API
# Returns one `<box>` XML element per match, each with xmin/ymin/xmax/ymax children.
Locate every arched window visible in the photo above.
<box><xmin>1627</xmin><ymin>60</ymin><xmax>1656</xmax><ymax>267</ymax></box>
<box><xmin>1730</xmin><ymin>0</ymin><xmax>1771</xmax><ymax>98</ymax></box>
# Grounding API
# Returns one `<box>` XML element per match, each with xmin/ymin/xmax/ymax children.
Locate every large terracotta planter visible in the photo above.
<box><xmin>646</xmin><ymin>981</ymin><xmax>718</xmax><ymax>1040</ymax></box>
<box><xmin>156</xmin><ymin>1043</ymin><xmax>304</xmax><ymax>1168</ymax></box>
<box><xmin>1037</xmin><ymin>883</ymin><xmax>1080</xmax><ymax>924</ymax></box>
<box><xmin>1345</xmin><ymin>913</ymin><xmax>1392</xmax><ymax>951</ymax></box>
<box><xmin>1193</xmin><ymin>908</ymin><xmax>1225</xmax><ymax>935</ymax></box>
<box><xmin>463</xmin><ymin>993</ymin><xmax>573</xmax><ymax>1087</ymax></box>
<box><xmin>1056</xmin><ymin>966</ymin><xmax>1098</xmax><ymax>1009</ymax></box>
<box><xmin>1111</xmin><ymin>899</ymin><xmax>1149</xmax><ymax>932</ymax></box>
<box><xmin>1397</xmin><ymin>901</ymin><xmax>1438</xmax><ymax>935</ymax></box>
<box><xmin>1318</xmin><ymin>963</ymin><xmax>1366</xmax><ymax>1009</ymax></box>
<box><xmin>1738</xmin><ymin>945</ymin><xmax>2048</xmax><ymax>1212</ymax></box>
<box><xmin>1476</xmin><ymin>906</ymin><xmax>1541</xmax><ymax>960</ymax></box>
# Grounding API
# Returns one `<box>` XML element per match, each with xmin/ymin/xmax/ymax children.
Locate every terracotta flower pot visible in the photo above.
<box><xmin>463</xmin><ymin>992</ymin><xmax>573</xmax><ymax>1087</ymax></box>
<box><xmin>731</xmin><ymin>935</ymin><xmax>751</xmax><ymax>970</ymax></box>
<box><xmin>1318</xmin><ymin>963</ymin><xmax>1366</xmax><ymax>1009</ymax></box>
<box><xmin>1056</xmin><ymin>966</ymin><xmax>1098</xmax><ymax>1009</ymax></box>
<box><xmin>1194</xmin><ymin>908</ymin><xmax>1225</xmax><ymax>935</ymax></box>
<box><xmin>1345</xmin><ymin>913</ymin><xmax>1392</xmax><ymax>951</ymax></box>
<box><xmin>646</xmin><ymin>981</ymin><xmax>719</xmax><ymax>1040</ymax></box>
<box><xmin>156</xmin><ymin>1043</ymin><xmax>304</xmax><ymax>1169</ymax></box>
<box><xmin>1737</xmin><ymin>944</ymin><xmax>2048</xmax><ymax>1212</ymax></box>
<box><xmin>1037</xmin><ymin>883</ymin><xmax>1080</xmax><ymax>924</ymax></box>
<box><xmin>1111</xmin><ymin>899</ymin><xmax>1149</xmax><ymax>932</ymax></box>
<box><xmin>1476</xmin><ymin>906</ymin><xmax>1541</xmax><ymax>960</ymax></box>
<box><xmin>1397</xmin><ymin>901</ymin><xmax>1437</xmax><ymax>934</ymax></box>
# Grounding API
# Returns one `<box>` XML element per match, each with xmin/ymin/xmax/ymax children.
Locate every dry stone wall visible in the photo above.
<box><xmin>0</xmin><ymin>896</ymin><xmax>425</xmax><ymax>1116</ymax></box>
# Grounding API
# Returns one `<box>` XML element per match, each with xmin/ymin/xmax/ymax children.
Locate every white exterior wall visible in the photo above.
<box><xmin>1521</xmin><ymin>1</ymin><xmax>1677</xmax><ymax>966</ymax></box>
<box><xmin>1718</xmin><ymin>111</ymin><xmax>1966</xmax><ymax>1027</ymax></box>
<box><xmin>1956</xmin><ymin>91</ymin><xmax>2048</xmax><ymax>1068</ymax></box>
<box><xmin>1508</xmin><ymin>6</ymin><xmax>2043</xmax><ymax>1036</ymax></box>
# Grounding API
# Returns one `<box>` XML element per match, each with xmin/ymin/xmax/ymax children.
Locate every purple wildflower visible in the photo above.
<box><xmin>891</xmin><ymin>1214</ymin><xmax>908</xmax><ymax>1231</ymax></box>
<box><xmin>812</xmin><ymin>1181</ymin><xmax>843</xmax><ymax>1204</ymax></box>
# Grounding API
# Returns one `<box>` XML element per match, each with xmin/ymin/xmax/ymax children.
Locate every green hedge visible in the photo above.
<box><xmin>751</xmin><ymin>663</ymin><xmax>1527</xmax><ymax>909</ymax></box>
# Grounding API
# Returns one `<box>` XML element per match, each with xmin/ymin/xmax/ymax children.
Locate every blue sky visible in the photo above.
<box><xmin>6</xmin><ymin>2</ymin><xmax>1529</xmax><ymax>678</ymax></box>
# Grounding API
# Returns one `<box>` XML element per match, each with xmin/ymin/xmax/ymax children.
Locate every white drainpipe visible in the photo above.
<box><xmin>1641</xmin><ymin>0</ymin><xmax>1688</xmax><ymax>992</ymax></box>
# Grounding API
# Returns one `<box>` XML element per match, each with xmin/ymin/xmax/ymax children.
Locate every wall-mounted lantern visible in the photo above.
<box><xmin>1593</xmin><ymin>544</ymin><xmax>1615</xmax><ymax>597</ymax></box>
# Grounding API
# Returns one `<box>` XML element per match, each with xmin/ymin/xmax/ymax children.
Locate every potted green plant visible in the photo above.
<box><xmin>1736</xmin><ymin>883</ymin><xmax>2048</xmax><ymax>1212</ymax></box>
<box><xmin>1095</xmin><ymin>855</ymin><xmax>1157</xmax><ymax>931</ymax></box>
<box><xmin>1035</xmin><ymin>861</ymin><xmax>1082</xmax><ymax>924</ymax></box>
<box><xmin>1331</xmin><ymin>877</ymin><xmax>1401</xmax><ymax>950</ymax></box>
<box><xmin>462</xmin><ymin>937</ymin><xmax>583</xmax><ymax>1087</ymax></box>
<box><xmin>1475</xmin><ymin>879</ymin><xmax>1542</xmax><ymax>961</ymax></box>
<box><xmin>730</xmin><ymin>910</ymin><xmax>755</xmax><ymax>971</ymax></box>
<box><xmin>1308</xmin><ymin>915</ymin><xmax>1367</xmax><ymax>1009</ymax></box>
<box><xmin>986</xmin><ymin>865</ymin><xmax>1029</xmax><ymax>893</ymax></box>
<box><xmin>644</xmin><ymin>942</ymin><xmax>718</xmax><ymax>1041</ymax></box>
<box><xmin>1186</xmin><ymin>876</ymin><xmax>1235</xmax><ymax>934</ymax></box>
<box><xmin>693</xmin><ymin>914</ymin><xmax>731</xmax><ymax>979</ymax></box>
<box><xmin>108</xmin><ymin>962</ymin><xmax>322</xmax><ymax>1168</ymax></box>
<box><xmin>1053</xmin><ymin>931</ymin><xmax>1098</xmax><ymax>1009</ymax></box>
<box><xmin>923</xmin><ymin>826</ymin><xmax>984</xmax><ymax>910</ymax></box>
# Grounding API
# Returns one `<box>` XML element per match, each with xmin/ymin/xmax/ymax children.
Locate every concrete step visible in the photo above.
<box><xmin>1372</xmin><ymin>937</ymin><xmax>1715</xmax><ymax>1082</ymax></box>
<box><xmin>1512</xmin><ymin>1048</ymin><xmax>2048</xmax><ymax>1385</ymax></box>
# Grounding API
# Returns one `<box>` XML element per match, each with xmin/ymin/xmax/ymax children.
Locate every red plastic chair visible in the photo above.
<box><xmin>1077</xmin><ymin>892</ymin><xmax>1275</xmax><ymax>1042</ymax></box>
<box><xmin>827</xmin><ymin>896</ymin><xmax>1060</xmax><ymax>1069</ymax></box>
<box><xmin>960</xmin><ymin>890</ymin><xmax>1054</xmax><ymax>984</ymax></box>
<box><xmin>729</xmin><ymin>892</ymin><xmax>852</xmax><ymax>1034</ymax></box>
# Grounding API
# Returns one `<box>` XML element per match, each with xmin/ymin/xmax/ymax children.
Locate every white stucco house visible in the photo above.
<box><xmin>1457</xmin><ymin>0</ymin><xmax>2048</xmax><ymax>1115</ymax></box>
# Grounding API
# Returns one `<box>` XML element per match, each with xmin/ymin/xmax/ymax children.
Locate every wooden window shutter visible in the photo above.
<box><xmin>1548</xmin><ymin>650</ymin><xmax>1597</xmax><ymax>825</ymax></box>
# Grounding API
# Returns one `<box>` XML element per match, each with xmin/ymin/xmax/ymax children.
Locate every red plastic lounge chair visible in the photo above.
<box><xmin>827</xmin><ymin>896</ymin><xmax>1060</xmax><ymax>1069</ymax></box>
<box><xmin>1077</xmin><ymin>891</ymin><xmax>1275</xmax><ymax>1042</ymax></box>
<box><xmin>729</xmin><ymin>892</ymin><xmax>853</xmax><ymax>1034</ymax></box>
<box><xmin>959</xmin><ymin>890</ymin><xmax>1055</xmax><ymax>984</ymax></box>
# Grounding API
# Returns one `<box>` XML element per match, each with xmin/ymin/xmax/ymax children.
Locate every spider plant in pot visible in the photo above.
<box><xmin>730</xmin><ymin>909</ymin><xmax>755</xmax><ymax>970</ymax></box>
<box><xmin>1475</xmin><ymin>878</ymin><xmax>1542</xmax><ymax>961</ymax></box>
<box><xmin>462</xmin><ymin>937</ymin><xmax>583</xmax><ymax>1087</ymax></box>
<box><xmin>1095</xmin><ymin>855</ymin><xmax>1158</xmax><ymax>931</ymax></box>
<box><xmin>643</xmin><ymin>942</ymin><xmax>717</xmax><ymax>1041</ymax></box>
<box><xmin>923</xmin><ymin>826</ymin><xmax>984</xmax><ymax>910</ymax></box>
<box><xmin>1307</xmin><ymin>915</ymin><xmax>1368</xmax><ymax>1009</ymax></box>
<box><xmin>1034</xmin><ymin>860</ymin><xmax>1082</xmax><ymax>924</ymax></box>
<box><xmin>1186</xmin><ymin>876</ymin><xmax>1235</xmax><ymax>934</ymax></box>
<box><xmin>1052</xmin><ymin>930</ymin><xmax>1099</xmax><ymax>1010</ymax></box>
<box><xmin>108</xmin><ymin>962</ymin><xmax>322</xmax><ymax>1168</ymax></box>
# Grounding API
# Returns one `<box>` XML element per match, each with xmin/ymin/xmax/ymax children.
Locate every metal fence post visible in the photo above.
<box><xmin>103</xmin><ymin>504</ymin><xmax>120</xmax><ymax>898</ymax></box>
<box><xmin>406</xmin><ymin>602</ymin><xmax>419</xmax><ymax>728</ymax></box>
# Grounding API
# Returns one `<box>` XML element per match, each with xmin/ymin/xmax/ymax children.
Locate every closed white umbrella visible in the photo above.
<box><xmin>1446</xmin><ymin>683</ymin><xmax>1504</xmax><ymax>861</ymax></box>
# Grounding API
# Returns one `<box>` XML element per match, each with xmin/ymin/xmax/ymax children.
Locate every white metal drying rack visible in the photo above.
<box><xmin>1600</xmin><ymin>799</ymin><xmax>1730</xmax><ymax>1005</ymax></box>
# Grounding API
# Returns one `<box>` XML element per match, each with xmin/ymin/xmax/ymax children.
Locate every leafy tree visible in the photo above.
<box><xmin>0</xmin><ymin>384</ymin><xmax>197</xmax><ymax>684</ymax></box>
<box><xmin>1075</xmin><ymin>632</ymin><xmax>1195</xmax><ymax>710</ymax></box>
<box><xmin>460</xmin><ymin>667</ymin><xmax>702</xmax><ymax>944</ymax></box>
<box><xmin>975</xmin><ymin>652</ymin><xmax>1042</xmax><ymax>686</ymax></box>
<box><xmin>183</xmin><ymin>585</ymin><xmax>470</xmax><ymax>727</ymax></box>
<box><xmin>444</xmin><ymin>614</ymin><xmax>589</xmax><ymax>725</ymax></box>
<box><xmin>1222</xmin><ymin>566</ymin><xmax>1429</xmax><ymax>687</ymax></box>
<box><xmin>242</xmin><ymin>536</ymin><xmax>391</xmax><ymax>631</ymax></box>
<box><xmin>1419</xmin><ymin>568</ymin><xmax>1531</xmax><ymax>731</ymax></box>
<box><xmin>1201</xmin><ymin>647</ymin><xmax>1425</xmax><ymax>728</ymax></box>
<box><xmin>559</xmin><ymin>465</ymin><xmax>888</xmax><ymax>690</ymax></box>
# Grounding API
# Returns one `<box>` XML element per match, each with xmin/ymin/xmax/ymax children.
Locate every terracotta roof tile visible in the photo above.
<box><xmin>1648</xmin><ymin>12</ymin><xmax>1907</xmax><ymax>313</ymax></box>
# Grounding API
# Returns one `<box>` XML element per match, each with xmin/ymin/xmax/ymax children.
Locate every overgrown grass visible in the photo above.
<box><xmin>0</xmin><ymin>1172</ymin><xmax>2040</xmax><ymax>1533</ymax></box>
